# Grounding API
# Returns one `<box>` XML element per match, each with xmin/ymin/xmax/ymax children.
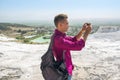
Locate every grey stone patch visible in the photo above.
<box><xmin>104</xmin><ymin>56</ymin><xmax>120</xmax><ymax>62</ymax></box>
<box><xmin>0</xmin><ymin>52</ymin><xmax>4</xmax><ymax>57</ymax></box>
<box><xmin>0</xmin><ymin>67</ymin><xmax>23</xmax><ymax>80</ymax></box>
<box><xmin>115</xmin><ymin>64</ymin><xmax>120</xmax><ymax>70</ymax></box>
<box><xmin>73</xmin><ymin>59</ymin><xmax>120</xmax><ymax>80</ymax></box>
<box><xmin>116</xmin><ymin>48</ymin><xmax>120</xmax><ymax>51</ymax></box>
<box><xmin>87</xmin><ymin>73</ymin><xmax>102</xmax><ymax>80</ymax></box>
<box><xmin>104</xmin><ymin>57</ymin><xmax>115</xmax><ymax>61</ymax></box>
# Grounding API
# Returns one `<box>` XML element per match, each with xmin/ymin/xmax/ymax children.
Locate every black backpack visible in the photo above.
<box><xmin>40</xmin><ymin>34</ymin><xmax>68</xmax><ymax>80</ymax></box>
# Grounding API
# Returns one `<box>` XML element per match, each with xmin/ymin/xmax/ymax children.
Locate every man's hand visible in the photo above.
<box><xmin>75</xmin><ymin>23</ymin><xmax>92</xmax><ymax>41</ymax></box>
<box><xmin>81</xmin><ymin>23</ymin><xmax>92</xmax><ymax>42</ymax></box>
<box><xmin>81</xmin><ymin>24</ymin><xmax>87</xmax><ymax>32</ymax></box>
<box><xmin>82</xmin><ymin>23</ymin><xmax>92</xmax><ymax>32</ymax></box>
<box><xmin>85</xmin><ymin>23</ymin><xmax>92</xmax><ymax>34</ymax></box>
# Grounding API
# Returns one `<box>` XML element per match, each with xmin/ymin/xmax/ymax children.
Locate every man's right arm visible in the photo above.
<box><xmin>54</xmin><ymin>36</ymin><xmax>85</xmax><ymax>51</ymax></box>
<box><xmin>82</xmin><ymin>23</ymin><xmax>92</xmax><ymax>42</ymax></box>
<box><xmin>75</xmin><ymin>23</ymin><xmax>92</xmax><ymax>42</ymax></box>
<box><xmin>75</xmin><ymin>24</ymin><xmax>86</xmax><ymax>41</ymax></box>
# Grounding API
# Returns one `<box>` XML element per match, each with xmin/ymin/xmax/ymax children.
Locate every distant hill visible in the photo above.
<box><xmin>0</xmin><ymin>23</ymin><xmax>32</xmax><ymax>30</ymax></box>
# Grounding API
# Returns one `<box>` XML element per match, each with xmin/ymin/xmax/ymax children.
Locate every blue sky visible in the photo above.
<box><xmin>0</xmin><ymin>0</ymin><xmax>120</xmax><ymax>22</ymax></box>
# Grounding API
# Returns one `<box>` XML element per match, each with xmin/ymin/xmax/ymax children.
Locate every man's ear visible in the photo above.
<box><xmin>60</xmin><ymin>23</ymin><xmax>62</xmax><ymax>27</ymax></box>
<box><xmin>57</xmin><ymin>23</ymin><xmax>60</xmax><ymax>27</ymax></box>
<box><xmin>58</xmin><ymin>22</ymin><xmax>62</xmax><ymax>27</ymax></box>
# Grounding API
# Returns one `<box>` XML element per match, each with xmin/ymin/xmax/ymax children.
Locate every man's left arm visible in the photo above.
<box><xmin>65</xmin><ymin>23</ymin><xmax>86</xmax><ymax>42</ymax></box>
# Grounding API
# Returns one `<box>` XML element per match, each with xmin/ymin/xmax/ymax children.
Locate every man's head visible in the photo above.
<box><xmin>54</xmin><ymin>14</ymin><xmax>69</xmax><ymax>32</ymax></box>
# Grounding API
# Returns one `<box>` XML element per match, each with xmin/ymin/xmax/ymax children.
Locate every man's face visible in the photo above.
<box><xmin>60</xmin><ymin>19</ymin><xmax>69</xmax><ymax>32</ymax></box>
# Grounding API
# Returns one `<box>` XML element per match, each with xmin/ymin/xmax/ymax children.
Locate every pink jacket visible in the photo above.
<box><xmin>53</xmin><ymin>29</ymin><xmax>85</xmax><ymax>75</ymax></box>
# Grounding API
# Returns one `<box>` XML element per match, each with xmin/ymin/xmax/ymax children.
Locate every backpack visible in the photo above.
<box><xmin>40</xmin><ymin>34</ymin><xmax>68</xmax><ymax>80</ymax></box>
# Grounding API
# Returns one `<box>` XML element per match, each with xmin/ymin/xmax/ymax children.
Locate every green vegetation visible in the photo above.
<box><xmin>16</xmin><ymin>36</ymin><xmax>25</xmax><ymax>40</ymax></box>
<box><xmin>23</xmin><ymin>39</ymin><xmax>30</xmax><ymax>43</ymax></box>
<box><xmin>15</xmin><ymin>33</ymin><xmax>46</xmax><ymax>44</ymax></box>
<box><xmin>0</xmin><ymin>23</ymin><xmax>52</xmax><ymax>44</ymax></box>
<box><xmin>0</xmin><ymin>22</ymin><xmax>101</xmax><ymax>44</ymax></box>
<box><xmin>0</xmin><ymin>21</ymin><xmax>120</xmax><ymax>44</ymax></box>
<box><xmin>0</xmin><ymin>22</ymin><xmax>35</xmax><ymax>38</ymax></box>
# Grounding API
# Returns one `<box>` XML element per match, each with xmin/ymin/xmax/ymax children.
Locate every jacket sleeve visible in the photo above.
<box><xmin>55</xmin><ymin>36</ymin><xmax>85</xmax><ymax>50</ymax></box>
<box><xmin>64</xmin><ymin>36</ymin><xmax>77</xmax><ymax>42</ymax></box>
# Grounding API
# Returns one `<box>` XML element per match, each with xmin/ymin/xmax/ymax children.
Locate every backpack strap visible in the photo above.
<box><xmin>49</xmin><ymin>34</ymin><xmax>66</xmax><ymax>62</ymax></box>
<box><xmin>48</xmin><ymin>34</ymin><xmax>54</xmax><ymax>50</ymax></box>
<box><xmin>62</xmin><ymin>50</ymin><xmax>66</xmax><ymax>62</ymax></box>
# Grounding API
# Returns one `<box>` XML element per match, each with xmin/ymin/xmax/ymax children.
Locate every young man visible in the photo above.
<box><xmin>53</xmin><ymin>14</ymin><xmax>91</xmax><ymax>80</ymax></box>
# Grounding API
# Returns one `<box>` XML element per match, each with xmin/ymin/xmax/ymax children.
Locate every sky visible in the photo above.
<box><xmin>0</xmin><ymin>0</ymin><xmax>120</xmax><ymax>22</ymax></box>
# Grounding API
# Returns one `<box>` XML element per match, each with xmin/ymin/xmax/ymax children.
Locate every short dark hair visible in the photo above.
<box><xmin>54</xmin><ymin>14</ymin><xmax>68</xmax><ymax>27</ymax></box>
